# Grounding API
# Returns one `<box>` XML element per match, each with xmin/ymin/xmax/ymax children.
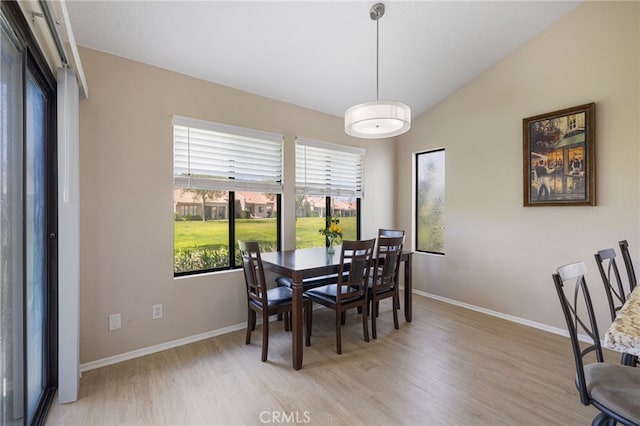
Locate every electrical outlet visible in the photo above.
<box><xmin>152</xmin><ymin>304</ymin><xmax>163</xmax><ymax>319</ymax></box>
<box><xmin>109</xmin><ymin>313</ymin><xmax>121</xmax><ymax>331</ymax></box>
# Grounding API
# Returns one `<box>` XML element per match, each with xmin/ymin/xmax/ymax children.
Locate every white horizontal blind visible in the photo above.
<box><xmin>173</xmin><ymin>116</ymin><xmax>283</xmax><ymax>193</ymax></box>
<box><xmin>295</xmin><ymin>137</ymin><xmax>365</xmax><ymax>197</ymax></box>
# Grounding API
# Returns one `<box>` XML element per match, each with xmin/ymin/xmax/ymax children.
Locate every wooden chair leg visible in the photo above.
<box><xmin>304</xmin><ymin>302</ymin><xmax>312</xmax><ymax>347</ymax></box>
<box><xmin>362</xmin><ymin>303</ymin><xmax>369</xmax><ymax>342</ymax></box>
<box><xmin>284</xmin><ymin>311</ymin><xmax>290</xmax><ymax>332</ymax></box>
<box><xmin>371</xmin><ymin>297</ymin><xmax>378</xmax><ymax>340</ymax></box>
<box><xmin>246</xmin><ymin>309</ymin><xmax>255</xmax><ymax>344</ymax></box>
<box><xmin>336</xmin><ymin>310</ymin><xmax>342</xmax><ymax>354</ymax></box>
<box><xmin>340</xmin><ymin>311</ymin><xmax>346</xmax><ymax>325</ymax></box>
<box><xmin>261</xmin><ymin>313</ymin><xmax>269</xmax><ymax>362</ymax></box>
<box><xmin>251</xmin><ymin>309</ymin><xmax>257</xmax><ymax>331</ymax></box>
<box><xmin>392</xmin><ymin>293</ymin><xmax>399</xmax><ymax>330</ymax></box>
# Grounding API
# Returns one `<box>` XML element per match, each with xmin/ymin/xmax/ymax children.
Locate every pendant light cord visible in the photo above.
<box><xmin>376</xmin><ymin>11</ymin><xmax>380</xmax><ymax>102</ymax></box>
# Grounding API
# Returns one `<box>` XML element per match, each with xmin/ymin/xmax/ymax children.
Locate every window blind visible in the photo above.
<box><xmin>173</xmin><ymin>116</ymin><xmax>283</xmax><ymax>193</ymax></box>
<box><xmin>295</xmin><ymin>137</ymin><xmax>365</xmax><ymax>198</ymax></box>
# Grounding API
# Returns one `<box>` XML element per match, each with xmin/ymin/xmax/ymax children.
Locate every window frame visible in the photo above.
<box><xmin>415</xmin><ymin>148</ymin><xmax>446</xmax><ymax>255</ymax></box>
<box><xmin>1</xmin><ymin>2</ymin><xmax>59</xmax><ymax>424</ymax></box>
<box><xmin>294</xmin><ymin>138</ymin><xmax>364</xmax><ymax>248</ymax></box>
<box><xmin>172</xmin><ymin>117</ymin><xmax>283</xmax><ymax>277</ymax></box>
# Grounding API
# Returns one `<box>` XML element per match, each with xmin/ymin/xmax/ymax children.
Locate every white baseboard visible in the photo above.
<box><xmin>413</xmin><ymin>289</ymin><xmax>573</xmax><ymax>337</ymax></box>
<box><xmin>81</xmin><ymin>290</ymin><xmax>592</xmax><ymax>373</ymax></box>
<box><xmin>413</xmin><ymin>289</ymin><xmax>602</xmax><ymax>344</ymax></box>
<box><xmin>80</xmin><ymin>322</ymin><xmax>246</xmax><ymax>373</ymax></box>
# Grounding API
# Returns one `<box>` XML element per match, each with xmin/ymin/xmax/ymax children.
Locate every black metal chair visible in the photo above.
<box><xmin>594</xmin><ymin>248</ymin><xmax>627</xmax><ymax>321</ymax></box>
<box><xmin>619</xmin><ymin>240</ymin><xmax>637</xmax><ymax>293</ymax></box>
<box><xmin>368</xmin><ymin>236</ymin><xmax>404</xmax><ymax>339</ymax></box>
<box><xmin>239</xmin><ymin>240</ymin><xmax>311</xmax><ymax>362</ymax></box>
<box><xmin>305</xmin><ymin>239</ymin><xmax>375</xmax><ymax>354</ymax></box>
<box><xmin>553</xmin><ymin>261</ymin><xmax>640</xmax><ymax>425</ymax></box>
<box><xmin>595</xmin><ymin>247</ymin><xmax>639</xmax><ymax>367</ymax></box>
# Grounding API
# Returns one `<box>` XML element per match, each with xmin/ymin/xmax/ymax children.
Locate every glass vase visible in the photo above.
<box><xmin>327</xmin><ymin>236</ymin><xmax>336</xmax><ymax>254</ymax></box>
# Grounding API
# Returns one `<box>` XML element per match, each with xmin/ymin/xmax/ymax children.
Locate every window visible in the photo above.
<box><xmin>173</xmin><ymin>116</ymin><xmax>283</xmax><ymax>275</ymax></box>
<box><xmin>1</xmin><ymin>2</ymin><xmax>58</xmax><ymax>424</ymax></box>
<box><xmin>295</xmin><ymin>138</ymin><xmax>363</xmax><ymax>248</ymax></box>
<box><xmin>415</xmin><ymin>149</ymin><xmax>445</xmax><ymax>254</ymax></box>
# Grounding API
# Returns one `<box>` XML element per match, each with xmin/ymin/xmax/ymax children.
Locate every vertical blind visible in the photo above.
<box><xmin>295</xmin><ymin>137</ymin><xmax>365</xmax><ymax>198</ymax></box>
<box><xmin>173</xmin><ymin>116</ymin><xmax>283</xmax><ymax>193</ymax></box>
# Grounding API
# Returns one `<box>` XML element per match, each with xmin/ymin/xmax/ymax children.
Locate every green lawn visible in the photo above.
<box><xmin>174</xmin><ymin>216</ymin><xmax>358</xmax><ymax>272</ymax></box>
<box><xmin>174</xmin><ymin>216</ymin><xmax>358</xmax><ymax>251</ymax></box>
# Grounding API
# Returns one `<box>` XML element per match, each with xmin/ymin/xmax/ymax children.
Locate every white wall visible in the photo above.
<box><xmin>396</xmin><ymin>1</ymin><xmax>640</xmax><ymax>332</ymax></box>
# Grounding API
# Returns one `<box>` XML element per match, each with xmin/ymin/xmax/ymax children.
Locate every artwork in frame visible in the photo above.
<box><xmin>523</xmin><ymin>103</ymin><xmax>595</xmax><ymax>206</ymax></box>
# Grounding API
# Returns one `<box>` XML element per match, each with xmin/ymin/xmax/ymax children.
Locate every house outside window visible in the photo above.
<box><xmin>295</xmin><ymin>138</ymin><xmax>363</xmax><ymax>248</ymax></box>
<box><xmin>173</xmin><ymin>116</ymin><xmax>283</xmax><ymax>275</ymax></box>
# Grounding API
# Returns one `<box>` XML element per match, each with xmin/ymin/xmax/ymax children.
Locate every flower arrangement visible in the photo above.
<box><xmin>319</xmin><ymin>217</ymin><xmax>343</xmax><ymax>253</ymax></box>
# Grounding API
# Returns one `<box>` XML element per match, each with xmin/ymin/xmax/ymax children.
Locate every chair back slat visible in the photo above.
<box><xmin>239</xmin><ymin>241</ymin><xmax>268</xmax><ymax>307</ymax></box>
<box><xmin>336</xmin><ymin>239</ymin><xmax>375</xmax><ymax>305</ymax></box>
<box><xmin>372</xmin><ymin>236</ymin><xmax>404</xmax><ymax>293</ymax></box>
<box><xmin>595</xmin><ymin>248</ymin><xmax>627</xmax><ymax>321</ymax></box>
<box><xmin>553</xmin><ymin>261</ymin><xmax>604</xmax><ymax>406</ymax></box>
<box><xmin>619</xmin><ymin>240</ymin><xmax>637</xmax><ymax>292</ymax></box>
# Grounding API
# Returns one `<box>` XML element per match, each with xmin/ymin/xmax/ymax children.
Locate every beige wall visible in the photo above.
<box><xmin>396</xmin><ymin>1</ymin><xmax>640</xmax><ymax>332</ymax></box>
<box><xmin>77</xmin><ymin>48</ymin><xmax>396</xmax><ymax>363</ymax></box>
<box><xmin>78</xmin><ymin>1</ymin><xmax>639</xmax><ymax>364</ymax></box>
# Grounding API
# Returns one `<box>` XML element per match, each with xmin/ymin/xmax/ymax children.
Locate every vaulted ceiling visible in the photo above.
<box><xmin>65</xmin><ymin>1</ymin><xmax>580</xmax><ymax>120</ymax></box>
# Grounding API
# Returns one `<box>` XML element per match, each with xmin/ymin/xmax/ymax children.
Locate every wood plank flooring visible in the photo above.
<box><xmin>46</xmin><ymin>294</ymin><xmax>605</xmax><ymax>425</ymax></box>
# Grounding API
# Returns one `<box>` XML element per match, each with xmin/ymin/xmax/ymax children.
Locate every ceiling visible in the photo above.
<box><xmin>64</xmin><ymin>1</ymin><xmax>581</xmax><ymax>120</ymax></box>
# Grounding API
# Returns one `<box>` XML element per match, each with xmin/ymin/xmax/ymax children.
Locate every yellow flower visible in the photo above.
<box><xmin>319</xmin><ymin>217</ymin><xmax>343</xmax><ymax>240</ymax></box>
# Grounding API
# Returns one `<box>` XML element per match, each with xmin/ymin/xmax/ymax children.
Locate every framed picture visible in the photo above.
<box><xmin>523</xmin><ymin>103</ymin><xmax>595</xmax><ymax>206</ymax></box>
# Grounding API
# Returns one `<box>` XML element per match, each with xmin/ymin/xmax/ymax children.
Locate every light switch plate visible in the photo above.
<box><xmin>109</xmin><ymin>313</ymin><xmax>121</xmax><ymax>331</ymax></box>
<box><xmin>152</xmin><ymin>304</ymin><xmax>163</xmax><ymax>319</ymax></box>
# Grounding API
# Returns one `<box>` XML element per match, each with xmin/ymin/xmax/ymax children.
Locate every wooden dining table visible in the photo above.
<box><xmin>604</xmin><ymin>283</ymin><xmax>640</xmax><ymax>362</ymax></box>
<box><xmin>261</xmin><ymin>246</ymin><xmax>413</xmax><ymax>370</ymax></box>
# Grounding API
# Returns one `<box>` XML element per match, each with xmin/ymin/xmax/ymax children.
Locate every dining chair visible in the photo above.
<box><xmin>616</xmin><ymin>241</ymin><xmax>640</xmax><ymax>367</ymax></box>
<box><xmin>368</xmin><ymin>236</ymin><xmax>404</xmax><ymax>339</ymax></box>
<box><xmin>304</xmin><ymin>238</ymin><xmax>376</xmax><ymax>354</ymax></box>
<box><xmin>377</xmin><ymin>229</ymin><xmax>405</xmax><ymax>311</ymax></box>
<box><xmin>619</xmin><ymin>240</ymin><xmax>637</xmax><ymax>293</ymax></box>
<box><xmin>239</xmin><ymin>240</ymin><xmax>311</xmax><ymax>362</ymax></box>
<box><xmin>595</xmin><ymin>247</ymin><xmax>639</xmax><ymax>368</ymax></box>
<box><xmin>594</xmin><ymin>248</ymin><xmax>628</xmax><ymax>322</ymax></box>
<box><xmin>552</xmin><ymin>261</ymin><xmax>640</xmax><ymax>425</ymax></box>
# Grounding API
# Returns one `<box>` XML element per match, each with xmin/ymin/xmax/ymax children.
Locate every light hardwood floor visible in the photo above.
<box><xmin>46</xmin><ymin>294</ymin><xmax>605</xmax><ymax>425</ymax></box>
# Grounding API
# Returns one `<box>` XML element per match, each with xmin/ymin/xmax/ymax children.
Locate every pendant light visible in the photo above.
<box><xmin>345</xmin><ymin>3</ymin><xmax>411</xmax><ymax>139</ymax></box>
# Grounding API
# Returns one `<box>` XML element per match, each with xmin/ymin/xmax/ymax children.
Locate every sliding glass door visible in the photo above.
<box><xmin>1</xmin><ymin>4</ymin><xmax>57</xmax><ymax>425</ymax></box>
<box><xmin>25</xmin><ymin>72</ymin><xmax>50</xmax><ymax>423</ymax></box>
<box><xmin>1</xmin><ymin>14</ymin><xmax>25</xmax><ymax>425</ymax></box>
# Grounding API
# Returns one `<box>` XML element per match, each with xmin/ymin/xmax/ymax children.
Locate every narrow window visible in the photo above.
<box><xmin>415</xmin><ymin>149</ymin><xmax>445</xmax><ymax>254</ymax></box>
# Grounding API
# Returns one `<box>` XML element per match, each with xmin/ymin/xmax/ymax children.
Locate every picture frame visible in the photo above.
<box><xmin>523</xmin><ymin>103</ymin><xmax>595</xmax><ymax>206</ymax></box>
